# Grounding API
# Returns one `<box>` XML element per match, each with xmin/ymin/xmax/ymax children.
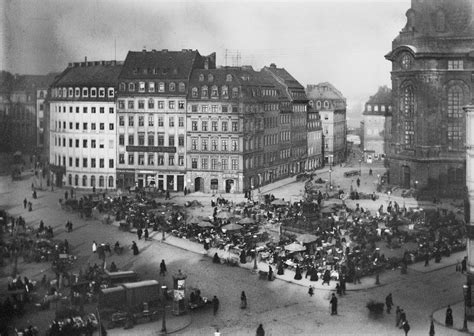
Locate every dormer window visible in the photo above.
<box><xmin>139</xmin><ymin>82</ymin><xmax>145</xmax><ymax>92</ymax></box>
<box><xmin>169</xmin><ymin>82</ymin><xmax>176</xmax><ymax>92</ymax></box>
<box><xmin>149</xmin><ymin>82</ymin><xmax>155</xmax><ymax>92</ymax></box>
<box><xmin>82</xmin><ymin>88</ymin><xmax>88</xmax><ymax>97</ymax></box>
<box><xmin>202</xmin><ymin>86</ymin><xmax>208</xmax><ymax>98</ymax></box>
<box><xmin>226</xmin><ymin>74</ymin><xmax>232</xmax><ymax>82</ymax></box>
<box><xmin>68</xmin><ymin>88</ymin><xmax>73</xmax><ymax>97</ymax></box>
<box><xmin>367</xmin><ymin>104</ymin><xmax>372</xmax><ymax>112</ymax></box>
<box><xmin>208</xmin><ymin>74</ymin><xmax>214</xmax><ymax>82</ymax></box>
<box><xmin>91</xmin><ymin>88</ymin><xmax>97</xmax><ymax>97</ymax></box>
<box><xmin>119</xmin><ymin>83</ymin><xmax>126</xmax><ymax>91</ymax></box>
<box><xmin>211</xmin><ymin>85</ymin><xmax>218</xmax><ymax>97</ymax></box>
<box><xmin>232</xmin><ymin>87</ymin><xmax>239</xmax><ymax>98</ymax></box>
<box><xmin>199</xmin><ymin>74</ymin><xmax>204</xmax><ymax>82</ymax></box>
<box><xmin>99</xmin><ymin>88</ymin><xmax>105</xmax><ymax>97</ymax></box>
<box><xmin>222</xmin><ymin>86</ymin><xmax>228</xmax><ymax>98</ymax></box>
<box><xmin>323</xmin><ymin>101</ymin><xmax>329</xmax><ymax>109</ymax></box>
<box><xmin>108</xmin><ymin>88</ymin><xmax>114</xmax><ymax>97</ymax></box>
<box><xmin>158</xmin><ymin>82</ymin><xmax>165</xmax><ymax>92</ymax></box>
<box><xmin>316</xmin><ymin>101</ymin><xmax>321</xmax><ymax>109</ymax></box>
<box><xmin>192</xmin><ymin>87</ymin><xmax>198</xmax><ymax>98</ymax></box>
<box><xmin>75</xmin><ymin>88</ymin><xmax>80</xmax><ymax>97</ymax></box>
<box><xmin>179</xmin><ymin>82</ymin><xmax>185</xmax><ymax>92</ymax></box>
<box><xmin>128</xmin><ymin>83</ymin><xmax>135</xmax><ymax>92</ymax></box>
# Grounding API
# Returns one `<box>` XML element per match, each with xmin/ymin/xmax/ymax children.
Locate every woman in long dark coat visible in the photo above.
<box><xmin>445</xmin><ymin>305</ymin><xmax>453</xmax><ymax>326</ymax></box>
<box><xmin>132</xmin><ymin>241</ymin><xmax>139</xmax><ymax>255</ymax></box>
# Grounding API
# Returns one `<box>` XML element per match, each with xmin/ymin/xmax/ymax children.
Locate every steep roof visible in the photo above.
<box><xmin>52</xmin><ymin>62</ymin><xmax>122</xmax><ymax>87</ymax></box>
<box><xmin>12</xmin><ymin>73</ymin><xmax>59</xmax><ymax>91</ymax></box>
<box><xmin>367</xmin><ymin>86</ymin><xmax>392</xmax><ymax>105</ymax></box>
<box><xmin>262</xmin><ymin>65</ymin><xmax>307</xmax><ymax>102</ymax></box>
<box><xmin>120</xmin><ymin>49</ymin><xmax>202</xmax><ymax>80</ymax></box>
<box><xmin>306</xmin><ymin>82</ymin><xmax>346</xmax><ymax>101</ymax></box>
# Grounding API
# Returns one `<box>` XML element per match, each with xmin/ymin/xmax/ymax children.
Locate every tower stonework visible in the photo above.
<box><xmin>385</xmin><ymin>0</ymin><xmax>474</xmax><ymax>195</ymax></box>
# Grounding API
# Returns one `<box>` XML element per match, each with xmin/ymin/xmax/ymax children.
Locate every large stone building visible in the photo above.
<box><xmin>385</xmin><ymin>0</ymin><xmax>474</xmax><ymax>193</ymax></box>
<box><xmin>116</xmin><ymin>49</ymin><xmax>215</xmax><ymax>191</ymax></box>
<box><xmin>362</xmin><ymin>86</ymin><xmax>392</xmax><ymax>161</ymax></box>
<box><xmin>49</xmin><ymin>61</ymin><xmax>122</xmax><ymax>189</ymax></box>
<box><xmin>306</xmin><ymin>82</ymin><xmax>347</xmax><ymax>165</ymax></box>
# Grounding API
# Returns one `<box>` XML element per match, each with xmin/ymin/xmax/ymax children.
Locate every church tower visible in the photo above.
<box><xmin>385</xmin><ymin>0</ymin><xmax>474</xmax><ymax>196</ymax></box>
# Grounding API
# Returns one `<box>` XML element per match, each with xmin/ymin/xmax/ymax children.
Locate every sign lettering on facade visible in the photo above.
<box><xmin>126</xmin><ymin>146</ymin><xmax>177</xmax><ymax>153</ymax></box>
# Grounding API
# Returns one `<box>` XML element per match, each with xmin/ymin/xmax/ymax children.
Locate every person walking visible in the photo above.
<box><xmin>330</xmin><ymin>293</ymin><xmax>338</xmax><ymax>315</ymax></box>
<box><xmin>240</xmin><ymin>291</ymin><xmax>247</xmax><ymax>309</ymax></box>
<box><xmin>400</xmin><ymin>320</ymin><xmax>410</xmax><ymax>336</ymax></box>
<box><xmin>23</xmin><ymin>198</ymin><xmax>27</xmax><ymax>209</ymax></box>
<box><xmin>429</xmin><ymin>320</ymin><xmax>435</xmax><ymax>336</ymax></box>
<box><xmin>308</xmin><ymin>285</ymin><xmax>314</xmax><ymax>297</ymax></box>
<box><xmin>385</xmin><ymin>293</ymin><xmax>393</xmax><ymax>313</ymax></box>
<box><xmin>356</xmin><ymin>178</ymin><xmax>361</xmax><ymax>188</ymax></box>
<box><xmin>213</xmin><ymin>295</ymin><xmax>220</xmax><ymax>315</ymax></box>
<box><xmin>445</xmin><ymin>305</ymin><xmax>453</xmax><ymax>326</ymax></box>
<box><xmin>256</xmin><ymin>324</ymin><xmax>265</xmax><ymax>336</ymax></box>
<box><xmin>160</xmin><ymin>259</ymin><xmax>167</xmax><ymax>276</ymax></box>
<box><xmin>137</xmin><ymin>228</ymin><xmax>143</xmax><ymax>240</ymax></box>
<box><xmin>132</xmin><ymin>241</ymin><xmax>139</xmax><ymax>255</ymax></box>
<box><xmin>144</xmin><ymin>228</ymin><xmax>149</xmax><ymax>240</ymax></box>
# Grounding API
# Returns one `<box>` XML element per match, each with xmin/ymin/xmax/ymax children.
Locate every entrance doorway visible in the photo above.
<box><xmin>194</xmin><ymin>177</ymin><xmax>203</xmax><ymax>192</ymax></box>
<box><xmin>177</xmin><ymin>176</ymin><xmax>184</xmax><ymax>191</ymax></box>
<box><xmin>225</xmin><ymin>179</ymin><xmax>234</xmax><ymax>193</ymax></box>
<box><xmin>167</xmin><ymin>175</ymin><xmax>174</xmax><ymax>191</ymax></box>
<box><xmin>402</xmin><ymin>166</ymin><xmax>410</xmax><ymax>189</ymax></box>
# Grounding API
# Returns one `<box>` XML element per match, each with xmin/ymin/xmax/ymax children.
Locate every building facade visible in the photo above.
<box><xmin>306</xmin><ymin>82</ymin><xmax>347</xmax><ymax>165</ymax></box>
<box><xmin>49</xmin><ymin>61</ymin><xmax>122</xmax><ymax>189</ymax></box>
<box><xmin>306</xmin><ymin>105</ymin><xmax>323</xmax><ymax>170</ymax></box>
<box><xmin>116</xmin><ymin>49</ymin><xmax>215</xmax><ymax>191</ymax></box>
<box><xmin>362</xmin><ymin>86</ymin><xmax>392</xmax><ymax>161</ymax></box>
<box><xmin>385</xmin><ymin>0</ymin><xmax>474</xmax><ymax>192</ymax></box>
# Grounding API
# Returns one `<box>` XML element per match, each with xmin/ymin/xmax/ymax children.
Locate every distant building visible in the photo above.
<box><xmin>362</xmin><ymin>86</ymin><xmax>392</xmax><ymax>161</ymax></box>
<box><xmin>49</xmin><ymin>60</ymin><xmax>122</xmax><ymax>188</ymax></box>
<box><xmin>116</xmin><ymin>49</ymin><xmax>215</xmax><ymax>191</ymax></box>
<box><xmin>306</xmin><ymin>82</ymin><xmax>347</xmax><ymax>165</ymax></box>
<box><xmin>305</xmin><ymin>105</ymin><xmax>323</xmax><ymax>170</ymax></box>
<box><xmin>385</xmin><ymin>0</ymin><xmax>474</xmax><ymax>192</ymax></box>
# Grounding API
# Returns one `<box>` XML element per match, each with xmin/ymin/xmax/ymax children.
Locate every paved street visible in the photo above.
<box><xmin>0</xmin><ymin>160</ymin><xmax>471</xmax><ymax>335</ymax></box>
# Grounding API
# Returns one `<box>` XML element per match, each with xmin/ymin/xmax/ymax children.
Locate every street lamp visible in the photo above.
<box><xmin>252</xmin><ymin>234</ymin><xmax>258</xmax><ymax>273</ymax></box>
<box><xmin>161</xmin><ymin>285</ymin><xmax>168</xmax><ymax>334</ymax></box>
<box><xmin>462</xmin><ymin>284</ymin><xmax>469</xmax><ymax>331</ymax></box>
<box><xmin>328</xmin><ymin>168</ymin><xmax>333</xmax><ymax>190</ymax></box>
<box><xmin>161</xmin><ymin>212</ymin><xmax>166</xmax><ymax>241</ymax></box>
<box><xmin>387</xmin><ymin>191</ymin><xmax>391</xmax><ymax>202</ymax></box>
<box><xmin>414</xmin><ymin>180</ymin><xmax>418</xmax><ymax>190</ymax></box>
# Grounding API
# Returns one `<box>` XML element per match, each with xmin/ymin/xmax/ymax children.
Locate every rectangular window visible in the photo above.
<box><xmin>211</xmin><ymin>105</ymin><xmax>218</xmax><ymax>113</ymax></box>
<box><xmin>69</xmin><ymin>122</ymin><xmax>73</xmax><ymax>129</ymax></box>
<box><xmin>232</xmin><ymin>159</ymin><xmax>238</xmax><ymax>170</ymax></box>
<box><xmin>75</xmin><ymin>139</ymin><xmax>79</xmax><ymax>148</ymax></box>
<box><xmin>91</xmin><ymin>158</ymin><xmax>96</xmax><ymax>168</ymax></box>
<box><xmin>91</xmin><ymin>107</ymin><xmax>96</xmax><ymax>113</ymax></box>
<box><xmin>202</xmin><ymin>139</ymin><xmax>208</xmax><ymax>151</ymax></box>
<box><xmin>128</xmin><ymin>135</ymin><xmax>134</xmax><ymax>145</ymax></box>
<box><xmin>76</xmin><ymin>122</ymin><xmax>80</xmax><ymax>130</ymax></box>
<box><xmin>222</xmin><ymin>105</ymin><xmax>228</xmax><ymax>113</ymax></box>
<box><xmin>178</xmin><ymin>117</ymin><xmax>184</xmax><ymax>127</ymax></box>
<box><xmin>128</xmin><ymin>116</ymin><xmax>134</xmax><ymax>126</ymax></box>
<box><xmin>128</xmin><ymin>101</ymin><xmax>134</xmax><ymax>109</ymax></box>
<box><xmin>91</xmin><ymin>123</ymin><xmax>96</xmax><ymax>130</ymax></box>
<box><xmin>178</xmin><ymin>156</ymin><xmax>184</xmax><ymax>166</ymax></box>
<box><xmin>202</xmin><ymin>121</ymin><xmax>208</xmax><ymax>131</ymax></box>
<box><xmin>158</xmin><ymin>101</ymin><xmax>164</xmax><ymax>109</ymax></box>
<box><xmin>99</xmin><ymin>140</ymin><xmax>104</xmax><ymax>148</ymax></box>
<box><xmin>100</xmin><ymin>107</ymin><xmax>104</xmax><ymax>113</ymax></box>
<box><xmin>83</xmin><ymin>139</ymin><xmax>88</xmax><ymax>148</ymax></box>
<box><xmin>91</xmin><ymin>139</ymin><xmax>96</xmax><ymax>148</ymax></box>
<box><xmin>99</xmin><ymin>158</ymin><xmax>104</xmax><ymax>168</ymax></box>
<box><xmin>138</xmin><ymin>134</ymin><xmax>145</xmax><ymax>145</ymax></box>
<box><xmin>75</xmin><ymin>158</ymin><xmax>80</xmax><ymax>167</ymax></box>
<box><xmin>192</xmin><ymin>105</ymin><xmax>198</xmax><ymax>112</ymax></box>
<box><xmin>191</xmin><ymin>138</ymin><xmax>197</xmax><ymax>150</ymax></box>
<box><xmin>448</xmin><ymin>60</ymin><xmax>464</xmax><ymax>70</ymax></box>
<box><xmin>119</xmin><ymin>154</ymin><xmax>125</xmax><ymax>164</ymax></box>
<box><xmin>211</xmin><ymin>158</ymin><xmax>218</xmax><ymax>170</ymax></box>
<box><xmin>158</xmin><ymin>117</ymin><xmax>164</xmax><ymax>126</ymax></box>
<box><xmin>201</xmin><ymin>158</ymin><xmax>208</xmax><ymax>169</ymax></box>
<box><xmin>119</xmin><ymin>134</ymin><xmax>125</xmax><ymax>145</ymax></box>
<box><xmin>69</xmin><ymin>157</ymin><xmax>73</xmax><ymax>167</ymax></box>
<box><xmin>191</xmin><ymin>158</ymin><xmax>198</xmax><ymax>169</ymax></box>
<box><xmin>149</xmin><ymin>82</ymin><xmax>155</xmax><ymax>92</ymax></box>
<box><xmin>83</xmin><ymin>107</ymin><xmax>88</xmax><ymax>113</ymax></box>
<box><xmin>178</xmin><ymin>135</ymin><xmax>184</xmax><ymax>147</ymax></box>
<box><xmin>83</xmin><ymin>122</ymin><xmax>88</xmax><ymax>130</ymax></box>
<box><xmin>169</xmin><ymin>101</ymin><xmax>175</xmax><ymax>109</ymax></box>
<box><xmin>222</xmin><ymin>121</ymin><xmax>228</xmax><ymax>132</ymax></box>
<box><xmin>109</xmin><ymin>107</ymin><xmax>114</xmax><ymax>114</ymax></box>
<box><xmin>222</xmin><ymin>140</ymin><xmax>228</xmax><ymax>151</ymax></box>
<box><xmin>139</xmin><ymin>82</ymin><xmax>145</xmax><ymax>92</ymax></box>
<box><xmin>178</xmin><ymin>101</ymin><xmax>185</xmax><ymax>109</ymax></box>
<box><xmin>69</xmin><ymin>139</ymin><xmax>73</xmax><ymax>147</ymax></box>
<box><xmin>109</xmin><ymin>159</ymin><xmax>114</xmax><ymax>168</ymax></box>
<box><xmin>169</xmin><ymin>117</ymin><xmax>174</xmax><ymax>127</ymax></box>
<box><xmin>232</xmin><ymin>140</ymin><xmax>238</xmax><ymax>151</ymax></box>
<box><xmin>232</xmin><ymin>106</ymin><xmax>238</xmax><ymax>113</ymax></box>
<box><xmin>76</xmin><ymin>107</ymin><xmax>79</xmax><ymax>113</ymax></box>
<box><xmin>232</xmin><ymin>121</ymin><xmax>238</xmax><ymax>132</ymax></box>
<box><xmin>109</xmin><ymin>123</ymin><xmax>114</xmax><ymax>130</ymax></box>
<box><xmin>119</xmin><ymin>116</ymin><xmax>125</xmax><ymax>126</ymax></box>
<box><xmin>158</xmin><ymin>134</ymin><xmax>164</xmax><ymax>146</ymax></box>
<box><xmin>138</xmin><ymin>154</ymin><xmax>144</xmax><ymax>165</ymax></box>
<box><xmin>138</xmin><ymin>100</ymin><xmax>145</xmax><ymax>109</ymax></box>
<box><xmin>148</xmin><ymin>153</ymin><xmax>155</xmax><ymax>165</ymax></box>
<box><xmin>168</xmin><ymin>155</ymin><xmax>174</xmax><ymax>166</ymax></box>
<box><xmin>100</xmin><ymin>123</ymin><xmax>105</xmax><ymax>130</ymax></box>
<box><xmin>191</xmin><ymin>121</ymin><xmax>198</xmax><ymax>131</ymax></box>
<box><xmin>211</xmin><ymin>139</ymin><xmax>218</xmax><ymax>151</ymax></box>
<box><xmin>83</xmin><ymin>158</ymin><xmax>88</xmax><ymax>168</ymax></box>
<box><xmin>158</xmin><ymin>155</ymin><xmax>164</xmax><ymax>165</ymax></box>
<box><xmin>221</xmin><ymin>159</ymin><xmax>228</xmax><ymax>170</ymax></box>
<box><xmin>128</xmin><ymin>154</ymin><xmax>134</xmax><ymax>165</ymax></box>
<box><xmin>148</xmin><ymin>133</ymin><xmax>154</xmax><ymax>146</ymax></box>
<box><xmin>138</xmin><ymin>116</ymin><xmax>144</xmax><ymax>126</ymax></box>
<box><xmin>202</xmin><ymin>105</ymin><xmax>208</xmax><ymax>113</ymax></box>
<box><xmin>148</xmin><ymin>99</ymin><xmax>154</xmax><ymax>109</ymax></box>
<box><xmin>212</xmin><ymin>121</ymin><xmax>218</xmax><ymax>131</ymax></box>
<box><xmin>168</xmin><ymin>136</ymin><xmax>175</xmax><ymax>146</ymax></box>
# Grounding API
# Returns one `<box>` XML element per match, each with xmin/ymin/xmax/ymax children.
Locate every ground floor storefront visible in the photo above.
<box><xmin>186</xmin><ymin>171</ymin><xmax>243</xmax><ymax>194</ymax></box>
<box><xmin>117</xmin><ymin>169</ymin><xmax>186</xmax><ymax>191</ymax></box>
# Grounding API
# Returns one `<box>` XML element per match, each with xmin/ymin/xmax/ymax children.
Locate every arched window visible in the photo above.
<box><xmin>211</xmin><ymin>85</ymin><xmax>218</xmax><ymax>97</ymax></box>
<box><xmin>74</xmin><ymin>174</ymin><xmax>79</xmax><ymax>186</ymax></box>
<box><xmin>68</xmin><ymin>174</ymin><xmax>72</xmax><ymax>185</ymax></box>
<box><xmin>323</xmin><ymin>101</ymin><xmax>329</xmax><ymax>109</ymax></box>
<box><xmin>447</xmin><ymin>85</ymin><xmax>464</xmax><ymax>150</ymax></box>
<box><xmin>208</xmin><ymin>74</ymin><xmax>214</xmax><ymax>82</ymax></box>
<box><xmin>192</xmin><ymin>87</ymin><xmax>198</xmax><ymax>98</ymax></box>
<box><xmin>128</xmin><ymin>82</ymin><xmax>135</xmax><ymax>91</ymax></box>
<box><xmin>90</xmin><ymin>175</ymin><xmax>96</xmax><ymax>187</ymax></box>
<box><xmin>82</xmin><ymin>175</ymin><xmax>87</xmax><ymax>187</ymax></box>
<box><xmin>222</xmin><ymin>86</ymin><xmax>228</xmax><ymax>97</ymax></box>
<box><xmin>402</xmin><ymin>85</ymin><xmax>415</xmax><ymax>149</ymax></box>
<box><xmin>199</xmin><ymin>74</ymin><xmax>204</xmax><ymax>82</ymax></box>
<box><xmin>119</xmin><ymin>82</ymin><xmax>126</xmax><ymax>91</ymax></box>
<box><xmin>108</xmin><ymin>176</ymin><xmax>114</xmax><ymax>188</ymax></box>
<box><xmin>99</xmin><ymin>176</ymin><xmax>104</xmax><ymax>187</ymax></box>
<box><xmin>169</xmin><ymin>82</ymin><xmax>176</xmax><ymax>92</ymax></box>
<box><xmin>316</xmin><ymin>101</ymin><xmax>321</xmax><ymax>109</ymax></box>
<box><xmin>178</xmin><ymin>82</ymin><xmax>185</xmax><ymax>92</ymax></box>
<box><xmin>232</xmin><ymin>87</ymin><xmax>239</xmax><ymax>98</ymax></box>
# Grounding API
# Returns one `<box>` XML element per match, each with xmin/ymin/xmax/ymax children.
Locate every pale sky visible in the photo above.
<box><xmin>1</xmin><ymin>0</ymin><xmax>411</xmax><ymax>126</ymax></box>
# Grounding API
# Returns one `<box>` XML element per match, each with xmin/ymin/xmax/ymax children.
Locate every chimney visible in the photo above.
<box><xmin>85</xmin><ymin>56</ymin><xmax>88</xmax><ymax>64</ymax></box>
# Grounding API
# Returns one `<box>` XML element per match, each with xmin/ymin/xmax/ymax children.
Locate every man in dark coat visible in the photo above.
<box><xmin>256</xmin><ymin>324</ymin><xmax>265</xmax><ymax>336</ymax></box>
<box><xmin>385</xmin><ymin>293</ymin><xmax>393</xmax><ymax>313</ymax></box>
<box><xmin>131</xmin><ymin>241</ymin><xmax>139</xmax><ymax>255</ymax></box>
<box><xmin>445</xmin><ymin>305</ymin><xmax>453</xmax><ymax>326</ymax></box>
<box><xmin>160</xmin><ymin>259</ymin><xmax>167</xmax><ymax>276</ymax></box>
<box><xmin>213</xmin><ymin>296</ymin><xmax>219</xmax><ymax>315</ymax></box>
<box><xmin>137</xmin><ymin>228</ymin><xmax>143</xmax><ymax>240</ymax></box>
<box><xmin>330</xmin><ymin>293</ymin><xmax>338</xmax><ymax>315</ymax></box>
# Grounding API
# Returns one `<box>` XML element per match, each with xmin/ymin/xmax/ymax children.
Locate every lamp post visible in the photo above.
<box><xmin>328</xmin><ymin>168</ymin><xmax>333</xmax><ymax>190</ymax></box>
<box><xmin>161</xmin><ymin>212</ymin><xmax>166</xmax><ymax>241</ymax></box>
<box><xmin>462</xmin><ymin>284</ymin><xmax>469</xmax><ymax>331</ymax></box>
<box><xmin>252</xmin><ymin>234</ymin><xmax>258</xmax><ymax>273</ymax></box>
<box><xmin>358</xmin><ymin>159</ymin><xmax>362</xmax><ymax>175</ymax></box>
<box><xmin>161</xmin><ymin>285</ymin><xmax>168</xmax><ymax>334</ymax></box>
<box><xmin>387</xmin><ymin>191</ymin><xmax>391</xmax><ymax>203</ymax></box>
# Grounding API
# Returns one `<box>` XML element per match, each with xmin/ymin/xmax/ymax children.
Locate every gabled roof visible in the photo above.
<box><xmin>52</xmin><ymin>62</ymin><xmax>122</xmax><ymax>87</ymax></box>
<box><xmin>306</xmin><ymin>82</ymin><xmax>346</xmax><ymax>101</ymax></box>
<box><xmin>120</xmin><ymin>49</ymin><xmax>203</xmax><ymax>80</ymax></box>
<box><xmin>367</xmin><ymin>86</ymin><xmax>392</xmax><ymax>105</ymax></box>
<box><xmin>262</xmin><ymin>64</ymin><xmax>307</xmax><ymax>102</ymax></box>
<box><xmin>12</xmin><ymin>73</ymin><xmax>59</xmax><ymax>91</ymax></box>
